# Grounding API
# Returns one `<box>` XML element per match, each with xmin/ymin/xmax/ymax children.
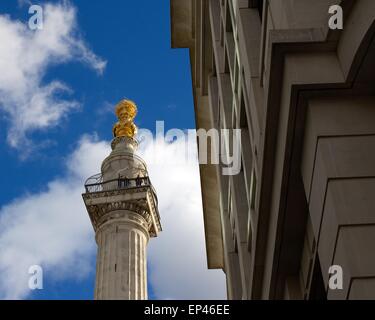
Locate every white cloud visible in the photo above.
<box><xmin>0</xmin><ymin>1</ymin><xmax>106</xmax><ymax>150</ymax></box>
<box><xmin>139</xmin><ymin>137</ymin><xmax>226</xmax><ymax>300</ymax></box>
<box><xmin>0</xmin><ymin>134</ymin><xmax>226</xmax><ymax>299</ymax></box>
<box><xmin>0</xmin><ymin>135</ymin><xmax>109</xmax><ymax>299</ymax></box>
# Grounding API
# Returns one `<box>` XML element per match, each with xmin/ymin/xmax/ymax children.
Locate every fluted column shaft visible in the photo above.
<box><xmin>94</xmin><ymin>210</ymin><xmax>149</xmax><ymax>300</ymax></box>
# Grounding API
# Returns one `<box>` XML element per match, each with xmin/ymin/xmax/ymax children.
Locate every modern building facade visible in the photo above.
<box><xmin>171</xmin><ymin>0</ymin><xmax>375</xmax><ymax>299</ymax></box>
<box><xmin>82</xmin><ymin>100</ymin><xmax>161</xmax><ymax>300</ymax></box>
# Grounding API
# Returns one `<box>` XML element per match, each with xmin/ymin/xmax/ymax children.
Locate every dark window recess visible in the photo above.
<box><xmin>309</xmin><ymin>256</ymin><xmax>327</xmax><ymax>300</ymax></box>
<box><xmin>114</xmin><ymin>264</ymin><xmax>117</xmax><ymax>272</ymax></box>
<box><xmin>258</xmin><ymin>0</ymin><xmax>264</xmax><ymax>21</ymax></box>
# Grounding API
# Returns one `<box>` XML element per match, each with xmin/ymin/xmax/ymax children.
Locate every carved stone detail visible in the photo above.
<box><xmin>111</xmin><ymin>136</ymin><xmax>138</xmax><ymax>151</ymax></box>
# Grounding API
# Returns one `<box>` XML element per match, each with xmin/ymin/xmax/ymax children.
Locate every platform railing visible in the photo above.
<box><xmin>84</xmin><ymin>174</ymin><xmax>158</xmax><ymax>204</ymax></box>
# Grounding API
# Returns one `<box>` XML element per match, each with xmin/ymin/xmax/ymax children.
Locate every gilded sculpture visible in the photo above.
<box><xmin>113</xmin><ymin>99</ymin><xmax>138</xmax><ymax>138</ymax></box>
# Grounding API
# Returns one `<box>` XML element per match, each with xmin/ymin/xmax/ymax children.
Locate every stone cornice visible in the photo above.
<box><xmin>83</xmin><ymin>187</ymin><xmax>161</xmax><ymax>237</ymax></box>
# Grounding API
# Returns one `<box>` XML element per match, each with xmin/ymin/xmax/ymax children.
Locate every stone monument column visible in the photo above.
<box><xmin>82</xmin><ymin>100</ymin><xmax>161</xmax><ymax>300</ymax></box>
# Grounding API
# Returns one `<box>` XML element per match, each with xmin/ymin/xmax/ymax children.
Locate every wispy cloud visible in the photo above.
<box><xmin>0</xmin><ymin>1</ymin><xmax>107</xmax><ymax>152</ymax></box>
<box><xmin>96</xmin><ymin>101</ymin><xmax>116</xmax><ymax>116</ymax></box>
<box><xmin>17</xmin><ymin>0</ymin><xmax>32</xmax><ymax>8</ymax></box>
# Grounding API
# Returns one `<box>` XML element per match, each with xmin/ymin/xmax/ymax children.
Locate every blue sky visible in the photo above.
<box><xmin>0</xmin><ymin>0</ymin><xmax>193</xmax><ymax>203</ymax></box>
<box><xmin>0</xmin><ymin>1</ymin><xmax>225</xmax><ymax>300</ymax></box>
